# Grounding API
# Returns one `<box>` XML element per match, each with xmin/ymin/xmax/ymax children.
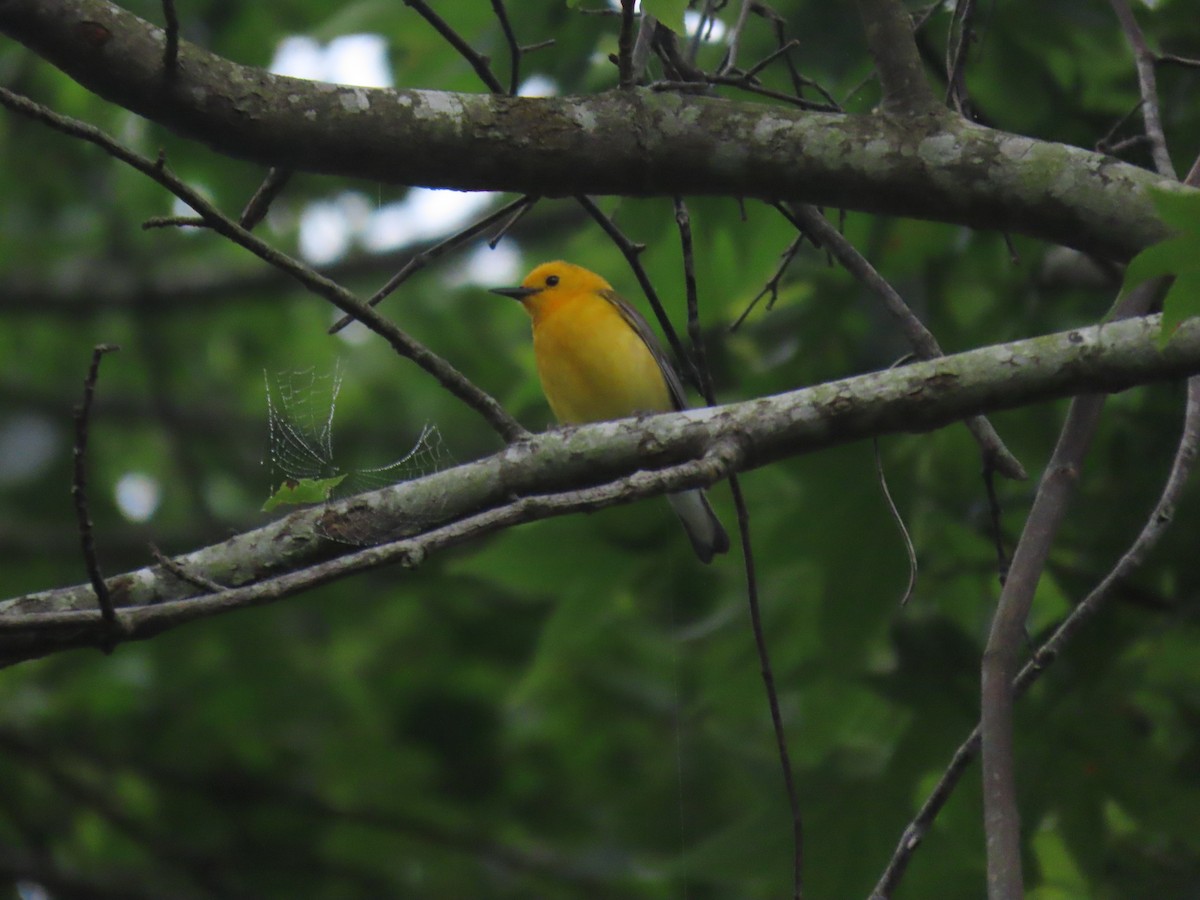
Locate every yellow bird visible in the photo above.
<box><xmin>493</xmin><ymin>261</ymin><xmax>730</xmax><ymax>563</ymax></box>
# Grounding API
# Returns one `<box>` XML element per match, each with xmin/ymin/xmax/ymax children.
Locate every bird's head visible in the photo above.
<box><xmin>491</xmin><ymin>261</ymin><xmax>612</xmax><ymax>315</ymax></box>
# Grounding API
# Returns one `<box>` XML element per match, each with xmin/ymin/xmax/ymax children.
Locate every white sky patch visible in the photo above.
<box><xmin>325</xmin><ymin>35</ymin><xmax>394</xmax><ymax>87</ymax></box>
<box><xmin>443</xmin><ymin>241</ymin><xmax>523</xmax><ymax>289</ymax></box>
<box><xmin>299</xmin><ymin>199</ymin><xmax>354</xmax><ymax>265</ymax></box>
<box><xmin>269</xmin><ymin>34</ymin><xmax>393</xmax><ymax>87</ymax></box>
<box><xmin>115</xmin><ymin>472</ymin><xmax>162</xmax><ymax>523</ymax></box>
<box><xmin>270</xmin><ymin>36</ymin><xmax>324</xmax><ymax>80</ymax></box>
<box><xmin>518</xmin><ymin>75</ymin><xmax>559</xmax><ymax>97</ymax></box>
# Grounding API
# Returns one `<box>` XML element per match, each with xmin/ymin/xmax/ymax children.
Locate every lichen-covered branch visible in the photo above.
<box><xmin>0</xmin><ymin>0</ymin><xmax>1186</xmax><ymax>260</ymax></box>
<box><xmin>4</xmin><ymin>314</ymin><xmax>1200</xmax><ymax>661</ymax></box>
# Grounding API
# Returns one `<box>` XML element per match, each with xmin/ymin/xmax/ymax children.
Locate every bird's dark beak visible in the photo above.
<box><xmin>490</xmin><ymin>285</ymin><xmax>540</xmax><ymax>301</ymax></box>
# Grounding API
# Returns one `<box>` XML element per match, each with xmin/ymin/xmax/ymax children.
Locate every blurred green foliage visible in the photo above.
<box><xmin>1</xmin><ymin>0</ymin><xmax>1200</xmax><ymax>896</ymax></box>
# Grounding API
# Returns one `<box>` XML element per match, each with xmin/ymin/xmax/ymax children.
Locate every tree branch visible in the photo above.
<box><xmin>852</xmin><ymin>0</ymin><xmax>940</xmax><ymax>115</ymax></box>
<box><xmin>5</xmin><ymin>314</ymin><xmax>1200</xmax><ymax>664</ymax></box>
<box><xmin>0</xmin><ymin>0</ymin><xmax>1186</xmax><ymax>260</ymax></box>
<box><xmin>871</xmin><ymin>373</ymin><xmax>1200</xmax><ymax>899</ymax></box>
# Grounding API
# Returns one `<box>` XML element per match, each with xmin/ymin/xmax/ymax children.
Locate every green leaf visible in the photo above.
<box><xmin>1149</xmin><ymin>185</ymin><xmax>1200</xmax><ymax>235</ymax></box>
<box><xmin>261</xmin><ymin>475</ymin><xmax>347</xmax><ymax>512</ymax></box>
<box><xmin>642</xmin><ymin>0</ymin><xmax>689</xmax><ymax>33</ymax></box>
<box><xmin>1121</xmin><ymin>235</ymin><xmax>1200</xmax><ymax>295</ymax></box>
<box><xmin>1160</xmin><ymin>272</ymin><xmax>1200</xmax><ymax>347</ymax></box>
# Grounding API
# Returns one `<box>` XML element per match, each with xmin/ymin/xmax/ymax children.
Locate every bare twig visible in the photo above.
<box><xmin>239</xmin><ymin>167</ymin><xmax>293</xmax><ymax>231</ymax></box>
<box><xmin>574</xmin><ymin>195</ymin><xmax>702</xmax><ymax>391</ymax></box>
<box><xmin>618</xmin><ymin>0</ymin><xmax>638</xmax><ymax>88</ymax></box>
<box><xmin>329</xmin><ymin>194</ymin><xmax>536</xmax><ymax>334</ymax></box>
<box><xmin>672</xmin><ymin>198</ymin><xmax>716</xmax><ymax>403</ymax></box>
<box><xmin>0</xmin><ymin>87</ymin><xmax>525</xmax><ymax>443</ymax></box>
<box><xmin>402</xmin><ymin>0</ymin><xmax>504</xmax><ymax>94</ymax></box>
<box><xmin>743</xmin><ymin>39</ymin><xmax>801</xmax><ymax>80</ymax></box>
<box><xmin>1109</xmin><ymin>0</ymin><xmax>1177</xmax><ymax>178</ymax></box>
<box><xmin>776</xmin><ymin>202</ymin><xmax>1027</xmax><ymax>481</ymax></box>
<box><xmin>674</xmin><ymin>194</ymin><xmax>801</xmax><ymax>898</ymax></box>
<box><xmin>489</xmin><ymin>0</ymin><xmax>521</xmax><ymax>95</ymax></box>
<box><xmin>944</xmin><ymin>0</ymin><xmax>977</xmax><ymax>114</ymax></box>
<box><xmin>686</xmin><ymin>0</ymin><xmax>718</xmax><ymax>64</ymax></box>
<box><xmin>730</xmin><ymin>233</ymin><xmax>807</xmax><ymax>331</ymax></box>
<box><xmin>72</xmin><ymin>344</ymin><xmax>121</xmax><ymax>633</ymax></box>
<box><xmin>730</xmin><ymin>474</ymin><xmax>803</xmax><ymax>899</ymax></box>
<box><xmin>752</xmin><ymin>4</ymin><xmax>838</xmax><ymax>107</ymax></box>
<box><xmin>1095</xmin><ymin>99</ymin><xmax>1145</xmax><ymax>157</ymax></box>
<box><xmin>1156</xmin><ymin>52</ymin><xmax>1200</xmax><ymax>70</ymax></box>
<box><xmin>719</xmin><ymin>0</ymin><xmax>755</xmax><ymax>76</ymax></box>
<box><xmin>488</xmin><ymin>195</ymin><xmax>540</xmax><ymax>248</ymax></box>
<box><xmin>142</xmin><ymin>214</ymin><xmax>205</xmax><ymax>229</ymax></box>
<box><xmin>652</xmin><ymin>74</ymin><xmax>839</xmax><ymax>112</ymax></box>
<box><xmin>871</xmin><ymin>372</ymin><xmax>1200</xmax><ymax>900</ymax></box>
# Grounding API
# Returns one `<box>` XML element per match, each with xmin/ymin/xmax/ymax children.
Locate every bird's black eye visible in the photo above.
<box><xmin>545</xmin><ymin>274</ymin><xmax>559</xmax><ymax>287</ymax></box>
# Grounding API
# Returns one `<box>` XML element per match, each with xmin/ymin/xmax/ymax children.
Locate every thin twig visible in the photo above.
<box><xmin>755</xmin><ymin>4</ymin><xmax>837</xmax><ymax>106</ymax></box>
<box><xmin>1109</xmin><ymin>0</ymin><xmax>1177</xmax><ymax>178</ymax></box>
<box><xmin>873</xmin><ymin>435</ymin><xmax>918</xmax><ymax>605</ymax></box>
<box><xmin>730</xmin><ymin>233</ymin><xmax>807</xmax><ymax>331</ymax></box>
<box><xmin>143</xmin><ymin>215</ymin><xmax>205</xmax><ymax>229</ymax></box>
<box><xmin>944</xmin><ymin>0</ymin><xmax>977</xmax><ymax>114</ymax></box>
<box><xmin>1156</xmin><ymin>52</ymin><xmax>1200</xmax><ymax>70</ymax></box>
<box><xmin>1095</xmin><ymin>98</ymin><xmax>1145</xmax><ymax>156</ymax></box>
<box><xmin>618</xmin><ymin>0</ymin><xmax>638</xmax><ymax>88</ymax></box>
<box><xmin>488</xmin><ymin>195</ymin><xmax>539</xmax><ymax>248</ymax></box>
<box><xmin>574</xmin><ymin>195</ymin><xmax>703</xmax><ymax>392</ymax></box>
<box><xmin>402</xmin><ymin>0</ymin><xmax>504</xmax><ymax>94</ymax></box>
<box><xmin>674</xmin><ymin>194</ymin><xmax>801</xmax><ymax>898</ymax></box>
<box><xmin>651</xmin><ymin>75</ymin><xmax>839</xmax><ymax>112</ymax></box>
<box><xmin>672</xmin><ymin>197</ymin><xmax>716</xmax><ymax>403</ymax></box>
<box><xmin>489</xmin><ymin>0</ymin><xmax>522</xmax><ymax>95</ymax></box>
<box><xmin>72</xmin><ymin>344</ymin><xmax>121</xmax><ymax>634</ymax></box>
<box><xmin>775</xmin><ymin>202</ymin><xmax>1027</xmax><ymax>481</ymax></box>
<box><xmin>160</xmin><ymin>0</ymin><xmax>179</xmax><ymax>76</ymax></box>
<box><xmin>0</xmin><ymin>87</ymin><xmax>525</xmax><ymax>443</ymax></box>
<box><xmin>239</xmin><ymin>167</ymin><xmax>293</xmax><ymax>231</ymax></box>
<box><xmin>743</xmin><ymin>39</ymin><xmax>801</xmax><ymax>80</ymax></box>
<box><xmin>730</xmin><ymin>475</ymin><xmax>803</xmax><ymax>898</ymax></box>
<box><xmin>719</xmin><ymin>0</ymin><xmax>755</xmax><ymax>76</ymax></box>
<box><xmin>686</xmin><ymin>0</ymin><xmax>719</xmax><ymax>64</ymax></box>
<box><xmin>329</xmin><ymin>195</ymin><xmax>536</xmax><ymax>334</ymax></box>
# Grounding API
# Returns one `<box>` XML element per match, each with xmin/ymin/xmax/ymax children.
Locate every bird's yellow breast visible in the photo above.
<box><xmin>530</xmin><ymin>291</ymin><xmax>672</xmax><ymax>425</ymax></box>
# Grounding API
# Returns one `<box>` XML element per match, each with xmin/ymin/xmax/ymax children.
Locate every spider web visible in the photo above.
<box><xmin>263</xmin><ymin>363</ymin><xmax>451</xmax><ymax>536</ymax></box>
